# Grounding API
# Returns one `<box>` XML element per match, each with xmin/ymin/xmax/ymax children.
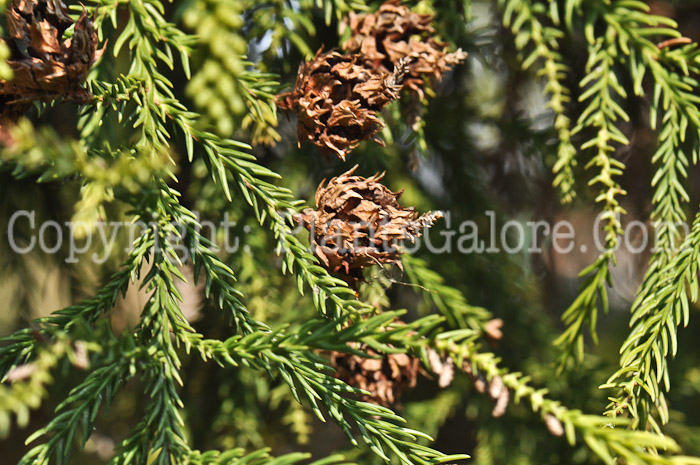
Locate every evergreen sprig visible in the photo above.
<box><xmin>402</xmin><ymin>254</ymin><xmax>493</xmax><ymax>333</ymax></box>
<box><xmin>594</xmin><ymin>1</ymin><xmax>700</xmax><ymax>432</ymax></box>
<box><xmin>20</xmin><ymin>357</ymin><xmax>128</xmax><ymax>465</ymax></box>
<box><xmin>602</xmin><ymin>207</ymin><xmax>700</xmax><ymax>433</ymax></box>
<box><xmin>438</xmin><ymin>337</ymin><xmax>700</xmax><ymax>465</ymax></box>
<box><xmin>549</xmin><ymin>0</ymin><xmax>695</xmax><ymax>371</ymax></box>
<box><xmin>553</xmin><ymin>30</ymin><xmax>628</xmax><ymax>369</ymax></box>
<box><xmin>501</xmin><ymin>0</ymin><xmax>577</xmax><ymax>203</ymax></box>
<box><xmin>0</xmin><ymin>338</ymin><xmax>96</xmax><ymax>440</ymax></box>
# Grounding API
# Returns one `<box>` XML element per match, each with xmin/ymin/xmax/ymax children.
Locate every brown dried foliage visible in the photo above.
<box><xmin>484</xmin><ymin>318</ymin><xmax>504</xmax><ymax>341</ymax></box>
<box><xmin>331</xmin><ymin>344</ymin><xmax>420</xmax><ymax>407</ymax></box>
<box><xmin>462</xmin><ymin>358</ymin><xmax>510</xmax><ymax>418</ymax></box>
<box><xmin>343</xmin><ymin>0</ymin><xmax>467</xmax><ymax>100</ymax></box>
<box><xmin>295</xmin><ymin>165</ymin><xmax>442</xmax><ymax>285</ymax></box>
<box><xmin>0</xmin><ymin>0</ymin><xmax>103</xmax><ymax>125</ymax></box>
<box><xmin>277</xmin><ymin>49</ymin><xmax>408</xmax><ymax>160</ymax></box>
<box><xmin>427</xmin><ymin>348</ymin><xmax>511</xmax><ymax>418</ymax></box>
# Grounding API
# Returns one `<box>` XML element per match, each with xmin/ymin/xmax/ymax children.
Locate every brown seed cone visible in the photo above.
<box><xmin>276</xmin><ymin>49</ymin><xmax>408</xmax><ymax>160</ymax></box>
<box><xmin>330</xmin><ymin>345</ymin><xmax>420</xmax><ymax>407</ymax></box>
<box><xmin>342</xmin><ymin>0</ymin><xmax>467</xmax><ymax>100</ymax></box>
<box><xmin>295</xmin><ymin>165</ymin><xmax>442</xmax><ymax>286</ymax></box>
<box><xmin>0</xmin><ymin>0</ymin><xmax>104</xmax><ymax>121</ymax></box>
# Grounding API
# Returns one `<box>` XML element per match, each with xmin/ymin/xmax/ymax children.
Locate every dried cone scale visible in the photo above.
<box><xmin>0</xmin><ymin>0</ymin><xmax>103</xmax><ymax>122</ymax></box>
<box><xmin>343</xmin><ymin>0</ymin><xmax>467</xmax><ymax>100</ymax></box>
<box><xmin>295</xmin><ymin>165</ymin><xmax>442</xmax><ymax>285</ymax></box>
<box><xmin>277</xmin><ymin>49</ymin><xmax>409</xmax><ymax>160</ymax></box>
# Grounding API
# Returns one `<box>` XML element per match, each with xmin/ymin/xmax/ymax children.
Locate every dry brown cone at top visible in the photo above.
<box><xmin>331</xmin><ymin>344</ymin><xmax>420</xmax><ymax>407</ymax></box>
<box><xmin>294</xmin><ymin>165</ymin><xmax>442</xmax><ymax>286</ymax></box>
<box><xmin>0</xmin><ymin>0</ymin><xmax>104</xmax><ymax>129</ymax></box>
<box><xmin>276</xmin><ymin>49</ymin><xmax>410</xmax><ymax>160</ymax></box>
<box><xmin>342</xmin><ymin>0</ymin><xmax>467</xmax><ymax>100</ymax></box>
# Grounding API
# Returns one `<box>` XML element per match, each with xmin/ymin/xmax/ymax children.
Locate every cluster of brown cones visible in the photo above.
<box><xmin>277</xmin><ymin>0</ymin><xmax>466</xmax><ymax>160</ymax></box>
<box><xmin>280</xmin><ymin>1</ymin><xmax>466</xmax><ymax>287</ymax></box>
<box><xmin>281</xmin><ymin>2</ymin><xmax>461</xmax><ymax>400</ymax></box>
<box><xmin>283</xmin><ymin>5</ymin><xmax>456</xmax><ymax>404</ymax></box>
<box><xmin>0</xmin><ymin>0</ymin><xmax>103</xmax><ymax>143</ymax></box>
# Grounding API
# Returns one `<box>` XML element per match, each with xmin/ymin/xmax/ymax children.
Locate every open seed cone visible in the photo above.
<box><xmin>342</xmin><ymin>0</ymin><xmax>467</xmax><ymax>100</ymax></box>
<box><xmin>295</xmin><ymin>165</ymin><xmax>442</xmax><ymax>285</ymax></box>
<box><xmin>0</xmin><ymin>0</ymin><xmax>104</xmax><ymax>123</ymax></box>
<box><xmin>277</xmin><ymin>49</ymin><xmax>409</xmax><ymax>160</ymax></box>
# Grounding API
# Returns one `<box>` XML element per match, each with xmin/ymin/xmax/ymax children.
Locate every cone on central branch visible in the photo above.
<box><xmin>295</xmin><ymin>165</ymin><xmax>442</xmax><ymax>286</ymax></box>
<box><xmin>277</xmin><ymin>49</ymin><xmax>409</xmax><ymax>160</ymax></box>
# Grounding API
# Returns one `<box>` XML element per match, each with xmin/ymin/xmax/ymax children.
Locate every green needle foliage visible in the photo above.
<box><xmin>507</xmin><ymin>0</ymin><xmax>700</xmax><ymax>378</ymax></box>
<box><xmin>4</xmin><ymin>0</ymin><xmax>700</xmax><ymax>464</ymax></box>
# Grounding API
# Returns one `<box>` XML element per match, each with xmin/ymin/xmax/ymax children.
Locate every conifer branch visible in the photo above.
<box><xmin>6</xmin><ymin>0</ymin><xmax>700</xmax><ymax>463</ymax></box>
<box><xmin>183</xmin><ymin>0</ymin><xmax>280</xmax><ymax>143</ymax></box>
<box><xmin>553</xmin><ymin>33</ymin><xmax>627</xmax><ymax>369</ymax></box>
<box><xmin>0</xmin><ymin>338</ymin><xmax>95</xmax><ymax>440</ymax></box>
<box><xmin>191</xmin><ymin>319</ymin><xmax>469</xmax><ymax>465</ymax></box>
<box><xmin>402</xmin><ymin>254</ymin><xmax>493</xmax><ymax>332</ymax></box>
<box><xmin>109</xmin><ymin>294</ymin><xmax>190</xmax><ymax>464</ymax></box>
<box><xmin>592</xmin><ymin>2</ymin><xmax>700</xmax><ymax>431</ymax></box>
<box><xmin>182</xmin><ymin>449</ymin><xmax>353</xmax><ymax>465</ymax></box>
<box><xmin>17</xmin><ymin>338</ymin><xmax>131</xmax><ymax>465</ymax></box>
<box><xmin>438</xmin><ymin>337</ymin><xmax>700</xmax><ymax>465</ymax></box>
<box><xmin>602</xmin><ymin>206</ymin><xmax>700</xmax><ymax>432</ymax></box>
<box><xmin>152</xmin><ymin>183</ymin><xmax>463</xmax><ymax>465</ymax></box>
<box><xmin>0</xmin><ymin>231</ymin><xmax>155</xmax><ymax>379</ymax></box>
